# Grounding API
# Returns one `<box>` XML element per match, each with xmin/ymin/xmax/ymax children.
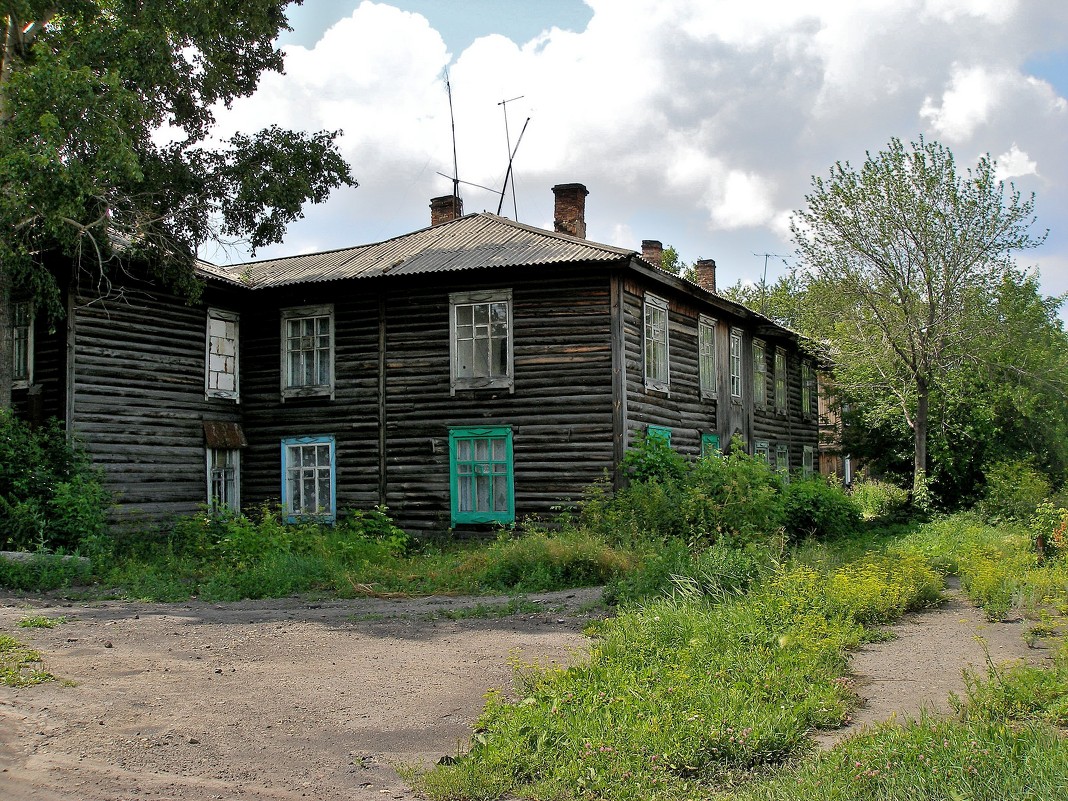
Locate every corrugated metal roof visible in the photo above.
<box><xmin>196</xmin><ymin>213</ymin><xmax>635</xmax><ymax>289</ymax></box>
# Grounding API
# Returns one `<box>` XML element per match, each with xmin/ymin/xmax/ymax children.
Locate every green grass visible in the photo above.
<box><xmin>414</xmin><ymin>552</ymin><xmax>942</xmax><ymax>800</ymax></box>
<box><xmin>17</xmin><ymin>615</ymin><xmax>67</xmax><ymax>629</ymax></box>
<box><xmin>0</xmin><ymin>633</ymin><xmax>55</xmax><ymax>687</ymax></box>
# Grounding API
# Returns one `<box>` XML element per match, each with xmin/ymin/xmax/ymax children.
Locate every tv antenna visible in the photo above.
<box><xmin>443</xmin><ymin>67</ymin><xmax>461</xmax><ymax>202</ymax></box>
<box><xmin>496</xmin><ymin>95</ymin><xmax>530</xmax><ymax>218</ymax></box>
<box><xmin>752</xmin><ymin>253</ymin><xmax>791</xmax><ymax>314</ymax></box>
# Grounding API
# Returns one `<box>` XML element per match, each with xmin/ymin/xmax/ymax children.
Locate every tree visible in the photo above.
<box><xmin>0</xmin><ymin>1</ymin><xmax>356</xmax><ymax>407</ymax></box>
<box><xmin>792</xmin><ymin>137</ymin><xmax>1045</xmax><ymax>503</ymax></box>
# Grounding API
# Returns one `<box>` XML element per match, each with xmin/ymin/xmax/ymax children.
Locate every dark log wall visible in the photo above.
<box><xmin>237</xmin><ymin>266</ymin><xmax>618</xmax><ymax>535</ymax></box>
<box><xmin>620</xmin><ymin>276</ymin><xmax>817</xmax><ymax>464</ymax></box>
<box><xmin>68</xmin><ymin>281</ymin><xmax>243</xmax><ymax>524</ymax></box>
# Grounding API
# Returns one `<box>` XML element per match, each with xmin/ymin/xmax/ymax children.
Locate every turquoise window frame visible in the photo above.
<box><xmin>646</xmin><ymin>424</ymin><xmax>672</xmax><ymax>445</ymax></box>
<box><xmin>449</xmin><ymin>426</ymin><xmax>515</xmax><ymax>525</ymax></box>
<box><xmin>280</xmin><ymin>435</ymin><xmax>336</xmax><ymax>522</ymax></box>
<box><xmin>701</xmin><ymin>433</ymin><xmax>721</xmax><ymax>458</ymax></box>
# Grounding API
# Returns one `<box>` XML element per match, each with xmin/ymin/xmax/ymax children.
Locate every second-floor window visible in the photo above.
<box><xmin>281</xmin><ymin>305</ymin><xmax>334</xmax><ymax>399</ymax></box>
<box><xmin>644</xmin><ymin>294</ymin><xmax>669</xmax><ymax>391</ymax></box>
<box><xmin>729</xmin><ymin>329</ymin><xmax>742</xmax><ymax>399</ymax></box>
<box><xmin>699</xmin><ymin>315</ymin><xmax>716</xmax><ymax>399</ymax></box>
<box><xmin>774</xmin><ymin>348</ymin><xmax>787</xmax><ymax>413</ymax></box>
<box><xmin>450</xmin><ymin>289</ymin><xmax>513</xmax><ymax>392</ymax></box>
<box><xmin>753</xmin><ymin>339</ymin><xmax>767</xmax><ymax>408</ymax></box>
<box><xmin>802</xmin><ymin>361</ymin><xmax>816</xmax><ymax>418</ymax></box>
<box><xmin>206</xmin><ymin>309</ymin><xmax>239</xmax><ymax>400</ymax></box>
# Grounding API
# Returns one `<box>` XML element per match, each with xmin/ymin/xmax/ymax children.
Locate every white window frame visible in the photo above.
<box><xmin>753</xmin><ymin>338</ymin><xmax>767</xmax><ymax>409</ymax></box>
<box><xmin>206</xmin><ymin>448</ymin><xmax>241</xmax><ymax>513</ymax></box>
<box><xmin>729</xmin><ymin>328</ymin><xmax>742</xmax><ymax>399</ymax></box>
<box><xmin>802</xmin><ymin>445</ymin><xmax>815</xmax><ymax>478</ymax></box>
<box><xmin>12</xmin><ymin>300</ymin><xmax>33</xmax><ymax>389</ymax></box>
<box><xmin>449</xmin><ymin>289</ymin><xmax>514</xmax><ymax>394</ymax></box>
<box><xmin>280</xmin><ymin>304</ymin><xmax>334</xmax><ymax>400</ymax></box>
<box><xmin>643</xmin><ymin>293</ymin><xmax>670</xmax><ymax>392</ymax></box>
<box><xmin>774</xmin><ymin>348</ymin><xmax>787</xmax><ymax>413</ymax></box>
<box><xmin>699</xmin><ymin>315</ymin><xmax>717</xmax><ymax>399</ymax></box>
<box><xmin>281</xmin><ymin>435</ymin><xmax>337</xmax><ymax>522</ymax></box>
<box><xmin>205</xmin><ymin>308</ymin><xmax>240</xmax><ymax>401</ymax></box>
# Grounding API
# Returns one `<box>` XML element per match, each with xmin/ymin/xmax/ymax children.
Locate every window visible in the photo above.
<box><xmin>774</xmin><ymin>349</ymin><xmax>787</xmax><ymax>413</ymax></box>
<box><xmin>803</xmin><ymin>445</ymin><xmax>815</xmax><ymax>478</ymax></box>
<box><xmin>643</xmin><ymin>294</ymin><xmax>669</xmax><ymax>391</ymax></box>
<box><xmin>450</xmin><ymin>289</ymin><xmax>513</xmax><ymax>393</ymax></box>
<box><xmin>206</xmin><ymin>309</ymin><xmax>239</xmax><ymax>400</ymax></box>
<box><xmin>281</xmin><ymin>305</ymin><xmax>334</xmax><ymax>399</ymax></box>
<box><xmin>753</xmin><ymin>339</ymin><xmax>767</xmax><ymax>408</ymax></box>
<box><xmin>701</xmin><ymin>433</ymin><xmax>721</xmax><ymax>458</ymax></box>
<box><xmin>801</xmin><ymin>361</ymin><xmax>816</xmax><ymax>418</ymax></box>
<box><xmin>449</xmin><ymin>427</ymin><xmax>514</xmax><ymax>525</ymax></box>
<box><xmin>206</xmin><ymin>448</ymin><xmax>240</xmax><ymax>512</ymax></box>
<box><xmin>647</xmin><ymin>424</ymin><xmax>672</xmax><ymax>445</ymax></box>
<box><xmin>775</xmin><ymin>443</ymin><xmax>790</xmax><ymax>481</ymax></box>
<box><xmin>11</xmin><ymin>301</ymin><xmax>32</xmax><ymax>388</ymax></box>
<box><xmin>281</xmin><ymin>436</ymin><xmax>336</xmax><ymax>521</ymax></box>
<box><xmin>699</xmin><ymin>315</ymin><xmax>717</xmax><ymax>399</ymax></box>
<box><xmin>729</xmin><ymin>329</ymin><xmax>742</xmax><ymax>399</ymax></box>
<box><xmin>754</xmin><ymin>440</ymin><xmax>770</xmax><ymax>462</ymax></box>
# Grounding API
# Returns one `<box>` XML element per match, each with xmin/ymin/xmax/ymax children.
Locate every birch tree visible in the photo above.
<box><xmin>792</xmin><ymin>137</ymin><xmax>1045</xmax><ymax>503</ymax></box>
<box><xmin>0</xmin><ymin>1</ymin><xmax>355</xmax><ymax>407</ymax></box>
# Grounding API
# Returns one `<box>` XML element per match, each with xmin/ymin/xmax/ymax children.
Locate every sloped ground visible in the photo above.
<box><xmin>0</xmin><ymin>583</ymin><xmax>1046</xmax><ymax>800</ymax></box>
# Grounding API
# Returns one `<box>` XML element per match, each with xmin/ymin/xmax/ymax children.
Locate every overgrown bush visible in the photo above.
<box><xmin>0</xmin><ymin>410</ymin><xmax>109</xmax><ymax>552</ymax></box>
<box><xmin>981</xmin><ymin>458</ymin><xmax>1052</xmax><ymax>522</ymax></box>
<box><xmin>1031</xmin><ymin>501</ymin><xmax>1068</xmax><ymax>556</ymax></box>
<box><xmin>850</xmin><ymin>478</ymin><xmax>911</xmax><ymax>522</ymax></box>
<box><xmin>782</xmin><ymin>475</ymin><xmax>861</xmax><ymax>541</ymax></box>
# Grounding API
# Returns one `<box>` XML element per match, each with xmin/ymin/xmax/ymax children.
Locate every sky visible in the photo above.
<box><xmin>204</xmin><ymin>0</ymin><xmax>1068</xmax><ymax>305</ymax></box>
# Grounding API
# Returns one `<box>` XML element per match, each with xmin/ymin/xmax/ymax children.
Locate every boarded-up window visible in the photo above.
<box><xmin>699</xmin><ymin>316</ymin><xmax>716</xmax><ymax>398</ymax></box>
<box><xmin>450</xmin><ymin>290</ymin><xmax>513</xmax><ymax>393</ymax></box>
<box><xmin>644</xmin><ymin>294</ymin><xmax>669</xmax><ymax>391</ymax></box>
<box><xmin>206</xmin><ymin>309</ymin><xmax>239</xmax><ymax>400</ymax></box>
<box><xmin>12</xmin><ymin>301</ymin><xmax>32</xmax><ymax>387</ymax></box>
<box><xmin>281</xmin><ymin>305</ymin><xmax>334</xmax><ymax>399</ymax></box>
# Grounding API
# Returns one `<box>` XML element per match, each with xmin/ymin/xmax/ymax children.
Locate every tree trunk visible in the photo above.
<box><xmin>912</xmin><ymin>376</ymin><xmax>930</xmax><ymax>509</ymax></box>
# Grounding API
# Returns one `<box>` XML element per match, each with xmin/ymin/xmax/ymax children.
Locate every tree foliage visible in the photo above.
<box><xmin>791</xmin><ymin>137</ymin><xmax>1047</xmax><ymax>501</ymax></box>
<box><xmin>0</xmin><ymin>1</ymin><xmax>356</xmax><ymax>402</ymax></box>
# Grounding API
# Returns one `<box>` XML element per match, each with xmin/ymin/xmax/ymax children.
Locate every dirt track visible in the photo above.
<box><xmin>0</xmin><ymin>589</ymin><xmax>600</xmax><ymax>801</ymax></box>
<box><xmin>0</xmin><ymin>581</ymin><xmax>1047</xmax><ymax>800</ymax></box>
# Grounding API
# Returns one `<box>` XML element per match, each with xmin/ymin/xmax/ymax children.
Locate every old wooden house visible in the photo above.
<box><xmin>12</xmin><ymin>183</ymin><xmax>819</xmax><ymax>534</ymax></box>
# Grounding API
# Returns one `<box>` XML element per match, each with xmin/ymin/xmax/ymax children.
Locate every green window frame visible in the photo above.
<box><xmin>803</xmin><ymin>445</ymin><xmax>815</xmax><ymax>478</ymax></box>
<box><xmin>699</xmin><ymin>315</ymin><xmax>717</xmax><ymax>399</ymax></box>
<box><xmin>646</xmin><ymin>424</ymin><xmax>672</xmax><ymax>445</ymax></box>
<box><xmin>701</xmin><ymin>433</ymin><xmax>721</xmax><ymax>458</ymax></box>
<box><xmin>774</xmin><ymin>348</ymin><xmax>787</xmax><ymax>413</ymax></box>
<box><xmin>729</xmin><ymin>328</ymin><xmax>742</xmax><ymax>399</ymax></box>
<box><xmin>754</xmin><ymin>440</ymin><xmax>770</xmax><ymax>462</ymax></box>
<box><xmin>449</xmin><ymin>426</ymin><xmax>514</xmax><ymax>525</ymax></box>
<box><xmin>775</xmin><ymin>443</ymin><xmax>790</xmax><ymax>482</ymax></box>
<box><xmin>753</xmin><ymin>339</ymin><xmax>767</xmax><ymax>408</ymax></box>
<box><xmin>801</xmin><ymin>361</ymin><xmax>816</xmax><ymax>418</ymax></box>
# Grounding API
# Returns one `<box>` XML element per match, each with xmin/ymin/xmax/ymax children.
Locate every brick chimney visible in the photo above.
<box><xmin>552</xmin><ymin>183</ymin><xmax>588</xmax><ymax>238</ymax></box>
<box><xmin>430</xmin><ymin>194</ymin><xmax>463</xmax><ymax>226</ymax></box>
<box><xmin>641</xmin><ymin>240</ymin><xmax>663</xmax><ymax>269</ymax></box>
<box><xmin>695</xmin><ymin>258</ymin><xmax>717</xmax><ymax>292</ymax></box>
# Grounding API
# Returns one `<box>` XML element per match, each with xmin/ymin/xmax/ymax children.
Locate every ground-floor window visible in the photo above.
<box><xmin>754</xmin><ymin>440</ymin><xmax>770</xmax><ymax>462</ymax></box>
<box><xmin>803</xmin><ymin>445</ymin><xmax>815</xmax><ymax>478</ymax></box>
<box><xmin>449</xmin><ymin>427</ymin><xmax>514</xmax><ymax>525</ymax></box>
<box><xmin>701</xmin><ymin>433</ymin><xmax>721</xmax><ymax>458</ymax></box>
<box><xmin>207</xmin><ymin>448</ymin><xmax>240</xmax><ymax>513</ymax></box>
<box><xmin>775</xmin><ymin>443</ymin><xmax>790</xmax><ymax>482</ymax></box>
<box><xmin>646</xmin><ymin>424</ymin><xmax>672</xmax><ymax>446</ymax></box>
<box><xmin>281</xmin><ymin>435</ymin><xmax>336</xmax><ymax>522</ymax></box>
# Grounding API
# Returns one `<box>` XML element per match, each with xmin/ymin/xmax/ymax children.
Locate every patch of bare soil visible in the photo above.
<box><xmin>0</xmin><ymin>588</ymin><xmax>601</xmax><ymax>801</ymax></box>
<box><xmin>814</xmin><ymin>578</ymin><xmax>1052</xmax><ymax>748</ymax></box>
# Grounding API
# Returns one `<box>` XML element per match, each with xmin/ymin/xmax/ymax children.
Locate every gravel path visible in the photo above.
<box><xmin>0</xmin><ymin>580</ymin><xmax>1047</xmax><ymax>799</ymax></box>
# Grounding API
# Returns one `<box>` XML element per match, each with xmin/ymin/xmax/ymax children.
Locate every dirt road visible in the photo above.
<box><xmin>0</xmin><ymin>589</ymin><xmax>600</xmax><ymax>801</ymax></box>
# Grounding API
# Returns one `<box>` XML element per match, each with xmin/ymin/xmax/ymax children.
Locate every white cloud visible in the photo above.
<box><xmin>995</xmin><ymin>144</ymin><xmax>1038</xmax><ymax>181</ymax></box>
<box><xmin>919</xmin><ymin>65</ymin><xmax>1002</xmax><ymax>142</ymax></box>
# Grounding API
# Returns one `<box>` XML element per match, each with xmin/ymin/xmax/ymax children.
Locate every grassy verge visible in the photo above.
<box><xmin>0</xmin><ymin>633</ymin><xmax>55</xmax><ymax>687</ymax></box>
<box><xmin>415</xmin><ymin>551</ymin><xmax>942</xmax><ymax>800</ymax></box>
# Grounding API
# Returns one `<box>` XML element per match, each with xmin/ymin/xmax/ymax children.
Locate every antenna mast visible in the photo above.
<box><xmin>444</xmin><ymin>68</ymin><xmax>461</xmax><ymax>201</ymax></box>
<box><xmin>496</xmin><ymin>95</ymin><xmax>525</xmax><ymax>217</ymax></box>
<box><xmin>752</xmin><ymin>252</ymin><xmax>790</xmax><ymax>314</ymax></box>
